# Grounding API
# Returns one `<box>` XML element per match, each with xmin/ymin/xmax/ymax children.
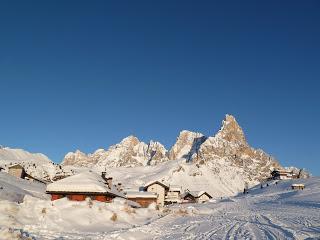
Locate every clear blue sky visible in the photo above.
<box><xmin>0</xmin><ymin>1</ymin><xmax>319</xmax><ymax>175</ymax></box>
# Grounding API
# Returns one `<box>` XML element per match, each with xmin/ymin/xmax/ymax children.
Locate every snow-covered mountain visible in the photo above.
<box><xmin>62</xmin><ymin>115</ymin><xmax>280</xmax><ymax>177</ymax></box>
<box><xmin>60</xmin><ymin>114</ymin><xmax>289</xmax><ymax>191</ymax></box>
<box><xmin>1</xmin><ymin>114</ymin><xmax>305</xmax><ymax>190</ymax></box>
<box><xmin>191</xmin><ymin>115</ymin><xmax>281</xmax><ymax>182</ymax></box>
<box><xmin>0</xmin><ymin>147</ymin><xmax>70</xmax><ymax>182</ymax></box>
<box><xmin>62</xmin><ymin>136</ymin><xmax>169</xmax><ymax>168</ymax></box>
<box><xmin>0</xmin><ymin>146</ymin><xmax>51</xmax><ymax>164</ymax></box>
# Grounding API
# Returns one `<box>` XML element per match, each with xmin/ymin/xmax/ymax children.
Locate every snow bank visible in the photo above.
<box><xmin>0</xmin><ymin>195</ymin><xmax>162</xmax><ymax>238</ymax></box>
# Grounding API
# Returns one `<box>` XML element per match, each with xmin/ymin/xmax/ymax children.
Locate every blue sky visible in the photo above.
<box><xmin>0</xmin><ymin>1</ymin><xmax>319</xmax><ymax>175</ymax></box>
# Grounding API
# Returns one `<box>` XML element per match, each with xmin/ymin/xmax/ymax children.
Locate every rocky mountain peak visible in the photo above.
<box><xmin>169</xmin><ymin>130</ymin><xmax>207</xmax><ymax>161</ymax></box>
<box><xmin>62</xmin><ymin>150</ymin><xmax>93</xmax><ymax>167</ymax></box>
<box><xmin>191</xmin><ymin>114</ymin><xmax>281</xmax><ymax>182</ymax></box>
<box><xmin>60</xmin><ymin>114</ymin><xmax>282</xmax><ymax>183</ymax></box>
<box><xmin>215</xmin><ymin>114</ymin><xmax>247</xmax><ymax>145</ymax></box>
<box><xmin>119</xmin><ymin>135</ymin><xmax>140</xmax><ymax>147</ymax></box>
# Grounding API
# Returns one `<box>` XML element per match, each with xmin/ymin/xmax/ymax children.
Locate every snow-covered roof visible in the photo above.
<box><xmin>126</xmin><ymin>191</ymin><xmax>157</xmax><ymax>199</ymax></box>
<box><xmin>183</xmin><ymin>191</ymin><xmax>212</xmax><ymax>198</ymax></box>
<box><xmin>8</xmin><ymin>164</ymin><xmax>24</xmax><ymax>169</ymax></box>
<box><xmin>292</xmin><ymin>184</ymin><xmax>305</xmax><ymax>187</ymax></box>
<box><xmin>46</xmin><ymin>171</ymin><xmax>124</xmax><ymax>197</ymax></box>
<box><xmin>169</xmin><ymin>185</ymin><xmax>182</xmax><ymax>192</ymax></box>
<box><xmin>144</xmin><ymin>180</ymin><xmax>169</xmax><ymax>189</ymax></box>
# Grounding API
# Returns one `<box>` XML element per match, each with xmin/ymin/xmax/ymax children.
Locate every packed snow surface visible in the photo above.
<box><xmin>0</xmin><ymin>177</ymin><xmax>319</xmax><ymax>239</ymax></box>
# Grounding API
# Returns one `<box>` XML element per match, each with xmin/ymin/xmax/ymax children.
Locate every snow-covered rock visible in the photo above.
<box><xmin>62</xmin><ymin>150</ymin><xmax>93</xmax><ymax>167</ymax></box>
<box><xmin>169</xmin><ymin>130</ymin><xmax>207</xmax><ymax>161</ymax></box>
<box><xmin>60</xmin><ymin>114</ymin><xmax>285</xmax><ymax>188</ymax></box>
<box><xmin>193</xmin><ymin>114</ymin><xmax>281</xmax><ymax>183</ymax></box>
<box><xmin>63</xmin><ymin>136</ymin><xmax>169</xmax><ymax>168</ymax></box>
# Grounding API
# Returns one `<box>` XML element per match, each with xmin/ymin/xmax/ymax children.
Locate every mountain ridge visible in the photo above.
<box><xmin>61</xmin><ymin>114</ymin><xmax>282</xmax><ymax>184</ymax></box>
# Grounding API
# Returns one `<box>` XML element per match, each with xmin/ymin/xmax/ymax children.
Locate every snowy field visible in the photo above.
<box><xmin>0</xmin><ymin>175</ymin><xmax>319</xmax><ymax>239</ymax></box>
<box><xmin>106</xmin><ymin>178</ymin><xmax>320</xmax><ymax>240</ymax></box>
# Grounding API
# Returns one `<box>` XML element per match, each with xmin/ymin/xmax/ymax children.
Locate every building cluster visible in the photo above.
<box><xmin>3</xmin><ymin>164</ymin><xmax>212</xmax><ymax>208</ymax></box>
<box><xmin>46</xmin><ymin>172</ymin><xmax>212</xmax><ymax>208</ymax></box>
<box><xmin>270</xmin><ymin>169</ymin><xmax>301</xmax><ymax>180</ymax></box>
<box><xmin>127</xmin><ymin>180</ymin><xmax>212</xmax><ymax>207</ymax></box>
<box><xmin>3</xmin><ymin>164</ymin><xmax>308</xmax><ymax>207</ymax></box>
<box><xmin>269</xmin><ymin>169</ymin><xmax>306</xmax><ymax>191</ymax></box>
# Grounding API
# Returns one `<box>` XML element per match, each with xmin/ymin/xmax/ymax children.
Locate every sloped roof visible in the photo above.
<box><xmin>181</xmin><ymin>192</ymin><xmax>196</xmax><ymax>199</ymax></box>
<box><xmin>8</xmin><ymin>164</ymin><xmax>24</xmax><ymax>169</ymax></box>
<box><xmin>183</xmin><ymin>191</ymin><xmax>212</xmax><ymax>199</ymax></box>
<box><xmin>46</xmin><ymin>171</ymin><xmax>124</xmax><ymax>197</ymax></box>
<box><xmin>144</xmin><ymin>180</ymin><xmax>169</xmax><ymax>190</ymax></box>
<box><xmin>169</xmin><ymin>185</ymin><xmax>182</xmax><ymax>192</ymax></box>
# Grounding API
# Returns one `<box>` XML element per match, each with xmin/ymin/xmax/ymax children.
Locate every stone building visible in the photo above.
<box><xmin>144</xmin><ymin>181</ymin><xmax>169</xmax><ymax>206</ymax></box>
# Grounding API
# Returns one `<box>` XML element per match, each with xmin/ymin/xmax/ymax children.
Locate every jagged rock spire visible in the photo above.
<box><xmin>215</xmin><ymin>114</ymin><xmax>247</xmax><ymax>145</ymax></box>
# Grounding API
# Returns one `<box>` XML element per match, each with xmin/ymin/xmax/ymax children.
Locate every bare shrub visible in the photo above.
<box><xmin>110</xmin><ymin>213</ymin><xmax>118</xmax><ymax>221</ymax></box>
<box><xmin>162</xmin><ymin>208</ymin><xmax>171</xmax><ymax>214</ymax></box>
<box><xmin>176</xmin><ymin>208</ymin><xmax>188</xmax><ymax>216</ymax></box>
<box><xmin>123</xmin><ymin>206</ymin><xmax>136</xmax><ymax>214</ymax></box>
<box><xmin>41</xmin><ymin>208</ymin><xmax>46</xmax><ymax>215</ymax></box>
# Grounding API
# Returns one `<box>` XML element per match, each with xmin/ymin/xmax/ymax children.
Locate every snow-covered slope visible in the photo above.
<box><xmin>91</xmin><ymin>159</ymin><xmax>249</xmax><ymax>198</ymax></box>
<box><xmin>0</xmin><ymin>147</ymin><xmax>70</xmax><ymax>181</ymax></box>
<box><xmin>1</xmin><ymin>176</ymin><xmax>318</xmax><ymax>239</ymax></box>
<box><xmin>109</xmin><ymin>177</ymin><xmax>320</xmax><ymax>240</ymax></box>
<box><xmin>0</xmin><ymin>172</ymin><xmax>48</xmax><ymax>202</ymax></box>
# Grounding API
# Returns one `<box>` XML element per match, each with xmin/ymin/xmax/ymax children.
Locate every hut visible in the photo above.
<box><xmin>144</xmin><ymin>181</ymin><xmax>169</xmax><ymax>206</ymax></box>
<box><xmin>125</xmin><ymin>191</ymin><xmax>157</xmax><ymax>207</ymax></box>
<box><xmin>8</xmin><ymin>164</ymin><xmax>46</xmax><ymax>184</ymax></box>
<box><xmin>291</xmin><ymin>184</ymin><xmax>305</xmax><ymax>190</ymax></box>
<box><xmin>46</xmin><ymin>171</ymin><xmax>125</xmax><ymax>202</ymax></box>
<box><xmin>181</xmin><ymin>191</ymin><xmax>212</xmax><ymax>203</ymax></box>
<box><xmin>194</xmin><ymin>191</ymin><xmax>212</xmax><ymax>203</ymax></box>
<box><xmin>181</xmin><ymin>192</ymin><xmax>197</xmax><ymax>203</ymax></box>
<box><xmin>8</xmin><ymin>164</ymin><xmax>26</xmax><ymax>178</ymax></box>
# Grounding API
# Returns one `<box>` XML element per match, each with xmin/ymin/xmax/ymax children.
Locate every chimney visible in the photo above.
<box><xmin>106</xmin><ymin>177</ymin><xmax>113</xmax><ymax>189</ymax></box>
